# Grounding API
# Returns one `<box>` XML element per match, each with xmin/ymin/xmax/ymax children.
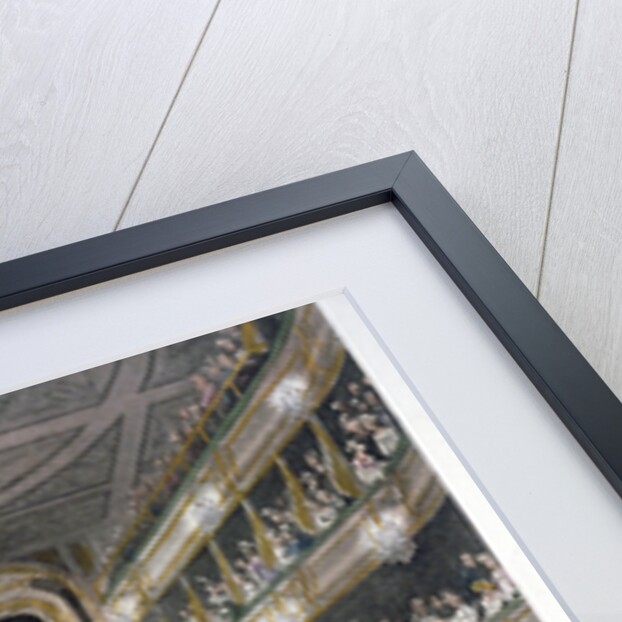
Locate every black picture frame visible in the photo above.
<box><xmin>1</xmin><ymin>150</ymin><xmax>620</xmax><ymax>502</ymax></box>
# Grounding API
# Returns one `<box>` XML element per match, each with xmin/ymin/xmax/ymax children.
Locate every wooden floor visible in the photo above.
<box><xmin>1</xmin><ymin>2</ymin><xmax>619</xmax><ymax>400</ymax></box>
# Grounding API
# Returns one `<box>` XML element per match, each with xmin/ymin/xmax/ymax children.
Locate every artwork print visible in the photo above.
<box><xmin>0</xmin><ymin>304</ymin><xmax>544</xmax><ymax>622</ymax></box>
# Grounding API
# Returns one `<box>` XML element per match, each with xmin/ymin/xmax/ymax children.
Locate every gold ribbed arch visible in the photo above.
<box><xmin>0</xmin><ymin>564</ymin><xmax>102</xmax><ymax>622</ymax></box>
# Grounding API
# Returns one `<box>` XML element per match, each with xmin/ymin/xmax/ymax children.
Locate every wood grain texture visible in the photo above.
<box><xmin>0</xmin><ymin>0</ymin><xmax>219</xmax><ymax>262</ymax></box>
<box><xmin>539</xmin><ymin>0</ymin><xmax>622</xmax><ymax>400</ymax></box>
<box><xmin>119</xmin><ymin>0</ymin><xmax>576</xmax><ymax>290</ymax></box>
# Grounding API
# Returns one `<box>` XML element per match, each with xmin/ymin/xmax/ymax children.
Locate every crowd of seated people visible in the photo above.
<box><xmin>181</xmin><ymin>447</ymin><xmax>355</xmax><ymax>618</ymax></box>
<box><xmin>190</xmin><ymin>540</ymin><xmax>280</xmax><ymax>614</ymax></box>
<box><xmin>160</xmin><ymin>351</ymin><xmax>410</xmax><ymax>621</ymax></box>
<box><xmin>177</xmin><ymin>548</ymin><xmax>521</xmax><ymax>622</ymax></box>
<box><xmin>177</xmin><ymin>371</ymin><xmax>407</xmax><ymax>616</ymax></box>
<box><xmin>328</xmin><ymin>375</ymin><xmax>402</xmax><ymax>486</ymax></box>
<box><xmin>378</xmin><ymin>551</ymin><xmax>521</xmax><ymax>622</ymax></box>
<box><xmin>181</xmin><ymin>534</ymin><xmax>306</xmax><ymax>621</ymax></box>
<box><xmin>182</xmin><ymin>431</ymin><xmax>398</xmax><ymax>617</ymax></box>
<box><xmin>182</xmin><ymin>536</ymin><xmax>287</xmax><ymax>621</ymax></box>
<box><xmin>210</xmin><ymin>427</ymin><xmax>360</xmax><ymax>600</ymax></box>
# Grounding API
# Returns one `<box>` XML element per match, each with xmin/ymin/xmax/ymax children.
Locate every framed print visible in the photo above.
<box><xmin>0</xmin><ymin>152</ymin><xmax>620</xmax><ymax>622</ymax></box>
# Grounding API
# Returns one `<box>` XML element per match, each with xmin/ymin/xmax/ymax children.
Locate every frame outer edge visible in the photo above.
<box><xmin>0</xmin><ymin>153</ymin><xmax>411</xmax><ymax>311</ymax></box>
<box><xmin>391</xmin><ymin>151</ymin><xmax>622</xmax><ymax>499</ymax></box>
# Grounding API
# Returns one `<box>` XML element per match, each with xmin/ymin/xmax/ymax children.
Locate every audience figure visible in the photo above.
<box><xmin>347</xmin><ymin>440</ymin><xmax>385</xmax><ymax>485</ymax></box>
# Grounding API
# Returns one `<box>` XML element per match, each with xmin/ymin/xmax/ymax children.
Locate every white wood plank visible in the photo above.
<box><xmin>0</xmin><ymin>0</ymin><xmax>219</xmax><ymax>262</ymax></box>
<box><xmin>539</xmin><ymin>1</ymin><xmax>622</xmax><ymax>401</ymax></box>
<box><xmin>119</xmin><ymin>0</ymin><xmax>576</xmax><ymax>290</ymax></box>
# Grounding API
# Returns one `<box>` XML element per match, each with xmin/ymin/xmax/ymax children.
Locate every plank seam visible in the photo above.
<box><xmin>534</xmin><ymin>0</ymin><xmax>581</xmax><ymax>298</ymax></box>
<box><xmin>113</xmin><ymin>0</ymin><xmax>225</xmax><ymax>232</ymax></box>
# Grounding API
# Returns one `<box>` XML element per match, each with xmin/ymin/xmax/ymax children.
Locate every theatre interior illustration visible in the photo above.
<box><xmin>0</xmin><ymin>305</ymin><xmax>541</xmax><ymax>622</ymax></box>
